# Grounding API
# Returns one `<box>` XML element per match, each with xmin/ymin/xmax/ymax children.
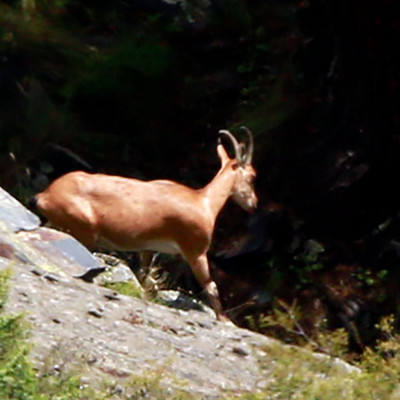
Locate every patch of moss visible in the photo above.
<box><xmin>102</xmin><ymin>280</ymin><xmax>144</xmax><ymax>299</ymax></box>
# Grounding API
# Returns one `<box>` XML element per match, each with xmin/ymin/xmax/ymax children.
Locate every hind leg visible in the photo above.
<box><xmin>48</xmin><ymin>205</ymin><xmax>98</xmax><ymax>250</ymax></box>
<box><xmin>137</xmin><ymin>251</ymin><xmax>160</xmax><ymax>291</ymax></box>
<box><xmin>66</xmin><ymin>224</ymin><xmax>98</xmax><ymax>250</ymax></box>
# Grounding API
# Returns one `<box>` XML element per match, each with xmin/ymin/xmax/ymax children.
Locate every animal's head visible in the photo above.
<box><xmin>218</xmin><ymin>127</ymin><xmax>258</xmax><ymax>212</ymax></box>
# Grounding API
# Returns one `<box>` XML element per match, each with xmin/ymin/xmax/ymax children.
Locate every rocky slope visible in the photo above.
<box><xmin>0</xmin><ymin>186</ymin><xmax>358</xmax><ymax>399</ymax></box>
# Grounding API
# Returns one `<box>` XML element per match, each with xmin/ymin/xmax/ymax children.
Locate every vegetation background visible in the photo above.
<box><xmin>2</xmin><ymin>0</ymin><xmax>400</xmax><ymax>354</ymax></box>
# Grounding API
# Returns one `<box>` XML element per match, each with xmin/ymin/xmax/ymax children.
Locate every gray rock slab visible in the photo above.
<box><xmin>0</xmin><ymin>186</ymin><xmax>40</xmax><ymax>232</ymax></box>
<box><xmin>17</xmin><ymin>227</ymin><xmax>102</xmax><ymax>277</ymax></box>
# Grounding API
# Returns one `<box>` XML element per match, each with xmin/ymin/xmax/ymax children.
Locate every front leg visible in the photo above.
<box><xmin>188</xmin><ymin>253</ymin><xmax>230</xmax><ymax>322</ymax></box>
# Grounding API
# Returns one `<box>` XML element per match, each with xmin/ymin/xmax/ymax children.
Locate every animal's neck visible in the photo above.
<box><xmin>200</xmin><ymin>164</ymin><xmax>236</xmax><ymax>222</ymax></box>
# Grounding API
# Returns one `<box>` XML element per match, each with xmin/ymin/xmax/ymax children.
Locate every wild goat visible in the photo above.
<box><xmin>34</xmin><ymin>128</ymin><xmax>258</xmax><ymax>321</ymax></box>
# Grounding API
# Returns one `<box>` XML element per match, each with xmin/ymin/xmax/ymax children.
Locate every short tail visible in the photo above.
<box><xmin>26</xmin><ymin>195</ymin><xmax>38</xmax><ymax>212</ymax></box>
<box><xmin>26</xmin><ymin>195</ymin><xmax>46</xmax><ymax>223</ymax></box>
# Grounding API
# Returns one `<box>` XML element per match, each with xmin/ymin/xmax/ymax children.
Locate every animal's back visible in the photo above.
<box><xmin>37</xmin><ymin>171</ymin><xmax>198</xmax><ymax>213</ymax></box>
<box><xmin>35</xmin><ymin>171</ymin><xmax>210</xmax><ymax>253</ymax></box>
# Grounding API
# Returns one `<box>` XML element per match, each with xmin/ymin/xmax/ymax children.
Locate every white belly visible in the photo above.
<box><xmin>97</xmin><ymin>237</ymin><xmax>181</xmax><ymax>255</ymax></box>
<box><xmin>139</xmin><ymin>239</ymin><xmax>181</xmax><ymax>255</ymax></box>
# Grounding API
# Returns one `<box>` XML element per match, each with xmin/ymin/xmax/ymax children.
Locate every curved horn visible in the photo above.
<box><xmin>240</xmin><ymin>126</ymin><xmax>254</xmax><ymax>164</ymax></box>
<box><xmin>218</xmin><ymin>130</ymin><xmax>241</xmax><ymax>161</ymax></box>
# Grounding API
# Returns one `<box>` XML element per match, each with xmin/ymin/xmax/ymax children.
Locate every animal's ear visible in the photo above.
<box><xmin>217</xmin><ymin>144</ymin><xmax>231</xmax><ymax>167</ymax></box>
<box><xmin>231</xmin><ymin>160</ymin><xmax>239</xmax><ymax>170</ymax></box>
